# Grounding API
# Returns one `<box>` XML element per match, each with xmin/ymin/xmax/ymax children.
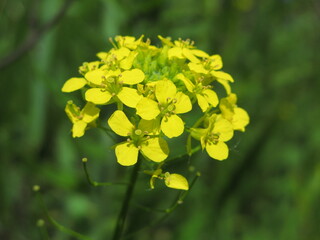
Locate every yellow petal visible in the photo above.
<box><xmin>141</xmin><ymin>138</ymin><xmax>169</xmax><ymax>162</ymax></box>
<box><xmin>196</xmin><ymin>94</ymin><xmax>209</xmax><ymax>112</ymax></box>
<box><xmin>85</xmin><ymin>69</ymin><xmax>105</xmax><ymax>85</ymax></box>
<box><xmin>158</xmin><ymin>35</ymin><xmax>174</xmax><ymax>46</ymax></box>
<box><xmin>203</xmin><ymin>89</ymin><xmax>219</xmax><ymax>107</ymax></box>
<box><xmin>212</xmin><ymin>71</ymin><xmax>234</xmax><ymax>82</ymax></box>
<box><xmin>65</xmin><ymin>101</ymin><xmax>80</xmax><ymax>123</ymax></box>
<box><xmin>217</xmin><ymin>79</ymin><xmax>232</xmax><ymax>95</ymax></box>
<box><xmin>108</xmin><ymin>110</ymin><xmax>134</xmax><ymax>137</ymax></box>
<box><xmin>120</xmin><ymin>51</ymin><xmax>138</xmax><ymax>70</ymax></box>
<box><xmin>117</xmin><ymin>87</ymin><xmax>142</xmax><ymax>108</ymax></box>
<box><xmin>97</xmin><ymin>52</ymin><xmax>108</xmax><ymax>60</ymax></box>
<box><xmin>176</xmin><ymin>73</ymin><xmax>195</xmax><ymax>92</ymax></box>
<box><xmin>85</xmin><ymin>88</ymin><xmax>112</xmax><ymax>104</ymax></box>
<box><xmin>232</xmin><ymin>108</ymin><xmax>249</xmax><ymax>132</ymax></box>
<box><xmin>168</xmin><ymin>47</ymin><xmax>183</xmax><ymax>59</ymax></box>
<box><xmin>183</xmin><ymin>48</ymin><xmax>200</xmax><ymax>63</ymax></box>
<box><xmin>81</xmin><ymin>102</ymin><xmax>100</xmax><ymax>123</ymax></box>
<box><xmin>161</xmin><ymin>114</ymin><xmax>184</xmax><ymax>138</ymax></box>
<box><xmin>213</xmin><ymin>116</ymin><xmax>234</xmax><ymax>142</ymax></box>
<box><xmin>219</xmin><ymin>97</ymin><xmax>234</xmax><ymax>121</ymax></box>
<box><xmin>174</xmin><ymin>92</ymin><xmax>192</xmax><ymax>114</ymax></box>
<box><xmin>119</xmin><ymin>69</ymin><xmax>145</xmax><ymax>85</ymax></box>
<box><xmin>72</xmin><ymin>121</ymin><xmax>87</xmax><ymax>138</ymax></box>
<box><xmin>113</xmin><ymin>47</ymin><xmax>130</xmax><ymax>60</ymax></box>
<box><xmin>209</xmin><ymin>55</ymin><xmax>223</xmax><ymax>70</ymax></box>
<box><xmin>164</xmin><ymin>173</ymin><xmax>189</xmax><ymax>190</ymax></box>
<box><xmin>188</xmin><ymin>62</ymin><xmax>208</xmax><ymax>74</ymax></box>
<box><xmin>206</xmin><ymin>141</ymin><xmax>229</xmax><ymax>160</ymax></box>
<box><xmin>191</xmin><ymin>49</ymin><xmax>209</xmax><ymax>58</ymax></box>
<box><xmin>115</xmin><ymin>143</ymin><xmax>139</xmax><ymax>166</ymax></box>
<box><xmin>136</xmin><ymin>98</ymin><xmax>160</xmax><ymax>120</ymax></box>
<box><xmin>155</xmin><ymin>80</ymin><xmax>177</xmax><ymax>104</ymax></box>
<box><xmin>62</xmin><ymin>78</ymin><xmax>86</xmax><ymax>92</ymax></box>
<box><xmin>227</xmin><ymin>93</ymin><xmax>237</xmax><ymax>105</ymax></box>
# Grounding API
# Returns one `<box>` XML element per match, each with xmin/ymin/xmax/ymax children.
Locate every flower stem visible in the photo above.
<box><xmin>112</xmin><ymin>157</ymin><xmax>141</xmax><ymax>240</ymax></box>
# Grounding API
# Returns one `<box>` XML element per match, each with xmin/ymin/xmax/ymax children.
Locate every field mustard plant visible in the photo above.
<box><xmin>61</xmin><ymin>35</ymin><xmax>249</xmax><ymax>239</ymax></box>
<box><xmin>62</xmin><ymin>35</ymin><xmax>249</xmax><ymax>186</ymax></box>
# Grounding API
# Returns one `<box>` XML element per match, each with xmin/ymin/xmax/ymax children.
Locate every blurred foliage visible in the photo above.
<box><xmin>1</xmin><ymin>0</ymin><xmax>319</xmax><ymax>239</ymax></box>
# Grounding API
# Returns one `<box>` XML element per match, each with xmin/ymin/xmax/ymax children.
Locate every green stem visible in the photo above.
<box><xmin>82</xmin><ymin>158</ymin><xmax>128</xmax><ymax>187</ymax></box>
<box><xmin>123</xmin><ymin>172</ymin><xmax>200</xmax><ymax>239</ymax></box>
<box><xmin>36</xmin><ymin>192</ymin><xmax>92</xmax><ymax>240</ymax></box>
<box><xmin>112</xmin><ymin>157</ymin><xmax>142</xmax><ymax>240</ymax></box>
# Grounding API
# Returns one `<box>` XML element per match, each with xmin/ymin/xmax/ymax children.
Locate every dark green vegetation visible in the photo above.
<box><xmin>1</xmin><ymin>0</ymin><xmax>319</xmax><ymax>239</ymax></box>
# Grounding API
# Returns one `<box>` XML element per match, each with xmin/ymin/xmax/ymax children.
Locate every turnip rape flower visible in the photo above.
<box><xmin>190</xmin><ymin>114</ymin><xmax>234</xmax><ymax>160</ymax></box>
<box><xmin>136</xmin><ymin>79</ymin><xmax>192</xmax><ymax>138</ymax></box>
<box><xmin>64</xmin><ymin>101</ymin><xmax>100</xmax><ymax>138</ymax></box>
<box><xmin>61</xmin><ymin>35</ymin><xmax>249</xmax><ymax>191</ymax></box>
<box><xmin>107</xmin><ymin>110</ymin><xmax>169</xmax><ymax>166</ymax></box>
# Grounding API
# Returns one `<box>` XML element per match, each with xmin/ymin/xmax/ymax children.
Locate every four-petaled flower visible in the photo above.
<box><xmin>65</xmin><ymin>101</ymin><xmax>100</xmax><ymax>138</ymax></box>
<box><xmin>84</xmin><ymin>68</ymin><xmax>144</xmax><ymax>107</ymax></box>
<box><xmin>108</xmin><ymin>110</ymin><xmax>169</xmax><ymax>166</ymax></box>
<box><xmin>177</xmin><ymin>73</ymin><xmax>219</xmax><ymax>112</ymax></box>
<box><xmin>136</xmin><ymin>79</ymin><xmax>192</xmax><ymax>138</ymax></box>
<box><xmin>219</xmin><ymin>93</ymin><xmax>250</xmax><ymax>131</ymax></box>
<box><xmin>191</xmin><ymin>114</ymin><xmax>234</xmax><ymax>160</ymax></box>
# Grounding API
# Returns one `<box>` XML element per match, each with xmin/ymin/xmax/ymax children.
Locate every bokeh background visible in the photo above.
<box><xmin>1</xmin><ymin>0</ymin><xmax>319</xmax><ymax>239</ymax></box>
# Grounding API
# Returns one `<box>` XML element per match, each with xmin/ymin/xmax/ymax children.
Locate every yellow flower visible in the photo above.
<box><xmin>149</xmin><ymin>169</ymin><xmax>189</xmax><ymax>190</ymax></box>
<box><xmin>65</xmin><ymin>101</ymin><xmax>100</xmax><ymax>138</ymax></box>
<box><xmin>191</xmin><ymin>114</ymin><xmax>233</xmax><ymax>160</ymax></box>
<box><xmin>84</xmin><ymin>68</ymin><xmax>144</xmax><ymax>107</ymax></box>
<box><xmin>166</xmin><ymin>38</ymin><xmax>209</xmax><ymax>63</ymax></box>
<box><xmin>108</xmin><ymin>110</ymin><xmax>169</xmax><ymax>166</ymax></box>
<box><xmin>114</xmin><ymin>35</ymin><xmax>144</xmax><ymax>50</ymax></box>
<box><xmin>185</xmin><ymin>54</ymin><xmax>233</xmax><ymax>94</ymax></box>
<box><xmin>136</xmin><ymin>79</ymin><xmax>192</xmax><ymax>138</ymax></box>
<box><xmin>219</xmin><ymin>93</ymin><xmax>250</xmax><ymax>131</ymax></box>
<box><xmin>177</xmin><ymin>73</ymin><xmax>218</xmax><ymax>112</ymax></box>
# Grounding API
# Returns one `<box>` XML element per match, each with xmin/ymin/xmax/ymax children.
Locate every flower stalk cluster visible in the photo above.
<box><xmin>62</xmin><ymin>35</ymin><xmax>249</xmax><ymax>190</ymax></box>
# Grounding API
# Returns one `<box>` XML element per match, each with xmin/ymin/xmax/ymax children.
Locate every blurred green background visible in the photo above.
<box><xmin>1</xmin><ymin>0</ymin><xmax>319</xmax><ymax>239</ymax></box>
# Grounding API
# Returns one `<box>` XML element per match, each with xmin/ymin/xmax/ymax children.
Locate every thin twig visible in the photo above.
<box><xmin>0</xmin><ymin>0</ymin><xmax>74</xmax><ymax>70</ymax></box>
<box><xmin>82</xmin><ymin>158</ymin><xmax>128</xmax><ymax>187</ymax></box>
<box><xmin>35</xmin><ymin>188</ymin><xmax>92</xmax><ymax>240</ymax></box>
<box><xmin>123</xmin><ymin>172</ymin><xmax>200</xmax><ymax>239</ymax></box>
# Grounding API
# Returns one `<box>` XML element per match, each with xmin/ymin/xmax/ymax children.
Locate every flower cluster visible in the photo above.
<box><xmin>62</xmin><ymin>36</ymin><xmax>249</xmax><ymax>190</ymax></box>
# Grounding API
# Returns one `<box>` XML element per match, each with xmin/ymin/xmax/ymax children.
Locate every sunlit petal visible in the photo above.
<box><xmin>203</xmin><ymin>89</ymin><xmax>219</xmax><ymax>107</ymax></box>
<box><xmin>85</xmin><ymin>88</ymin><xmax>112</xmax><ymax>104</ymax></box>
<box><xmin>72</xmin><ymin>121</ymin><xmax>87</xmax><ymax>138</ymax></box>
<box><xmin>196</xmin><ymin>94</ymin><xmax>209</xmax><ymax>112</ymax></box>
<box><xmin>136</xmin><ymin>98</ymin><xmax>160</xmax><ymax>120</ymax></box>
<box><xmin>164</xmin><ymin>173</ymin><xmax>189</xmax><ymax>190</ymax></box>
<box><xmin>161</xmin><ymin>114</ymin><xmax>184</xmax><ymax>138</ymax></box>
<box><xmin>117</xmin><ymin>87</ymin><xmax>142</xmax><ymax>108</ymax></box>
<box><xmin>155</xmin><ymin>80</ymin><xmax>177</xmax><ymax>104</ymax></box>
<box><xmin>141</xmin><ymin>138</ymin><xmax>169</xmax><ymax>162</ymax></box>
<box><xmin>119</xmin><ymin>69</ymin><xmax>145</xmax><ymax>84</ymax></box>
<box><xmin>115</xmin><ymin>143</ymin><xmax>139</xmax><ymax>166</ymax></box>
<box><xmin>85</xmin><ymin>69</ymin><xmax>105</xmax><ymax>85</ymax></box>
<box><xmin>62</xmin><ymin>78</ymin><xmax>86</xmax><ymax>92</ymax></box>
<box><xmin>108</xmin><ymin>110</ymin><xmax>134</xmax><ymax>136</ymax></box>
<box><xmin>82</xmin><ymin>102</ymin><xmax>100</xmax><ymax>123</ymax></box>
<box><xmin>174</xmin><ymin>92</ymin><xmax>192</xmax><ymax>114</ymax></box>
<box><xmin>206</xmin><ymin>141</ymin><xmax>229</xmax><ymax>160</ymax></box>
